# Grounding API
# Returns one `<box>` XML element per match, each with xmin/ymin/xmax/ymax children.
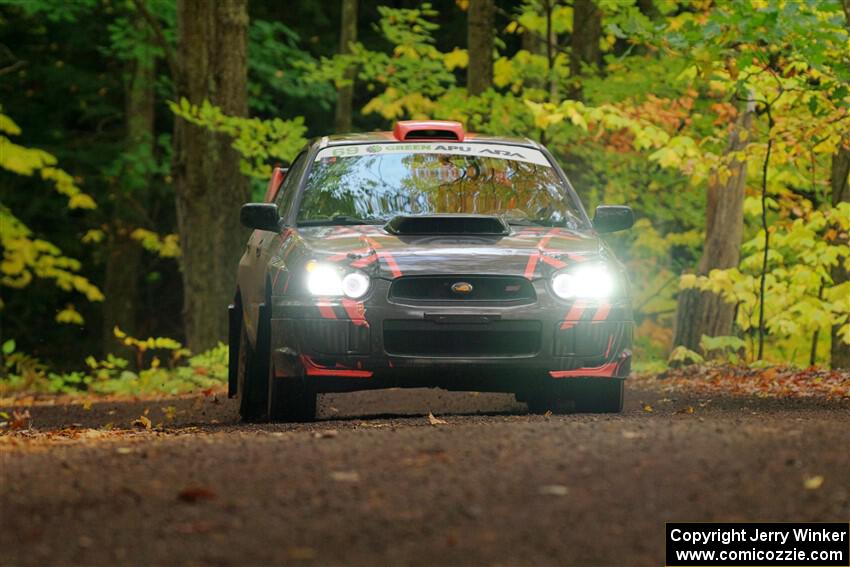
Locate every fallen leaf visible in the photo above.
<box><xmin>82</xmin><ymin>400</ymin><xmax>92</xmax><ymax>411</ymax></box>
<box><xmin>803</xmin><ymin>475</ymin><xmax>824</xmax><ymax>490</ymax></box>
<box><xmin>175</xmin><ymin>521</ymin><xmax>216</xmax><ymax>534</ymax></box>
<box><xmin>642</xmin><ymin>404</ymin><xmax>653</xmax><ymax>413</ymax></box>
<box><xmin>10</xmin><ymin>410</ymin><xmax>31</xmax><ymax>430</ymax></box>
<box><xmin>162</xmin><ymin>406</ymin><xmax>177</xmax><ymax>421</ymax></box>
<box><xmin>330</xmin><ymin>471</ymin><xmax>360</xmax><ymax>482</ymax></box>
<box><xmin>427</xmin><ymin>412</ymin><xmax>447</xmax><ymax>425</ymax></box>
<box><xmin>313</xmin><ymin>429</ymin><xmax>338</xmax><ymax>439</ymax></box>
<box><xmin>132</xmin><ymin>415</ymin><xmax>151</xmax><ymax>430</ymax></box>
<box><xmin>288</xmin><ymin>547</ymin><xmax>316</xmax><ymax>560</ymax></box>
<box><xmin>675</xmin><ymin>406</ymin><xmax>695</xmax><ymax>414</ymax></box>
<box><xmin>116</xmin><ymin>447</ymin><xmax>134</xmax><ymax>455</ymax></box>
<box><xmin>621</xmin><ymin>430</ymin><xmax>644</xmax><ymax>439</ymax></box>
<box><xmin>543</xmin><ymin>410</ymin><xmax>553</xmax><ymax>418</ymax></box>
<box><xmin>538</xmin><ymin>484</ymin><xmax>569</xmax><ymax>496</ymax></box>
<box><xmin>177</xmin><ymin>486</ymin><xmax>217</xmax><ymax>503</ymax></box>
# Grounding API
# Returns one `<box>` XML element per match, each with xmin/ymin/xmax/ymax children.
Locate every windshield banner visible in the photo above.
<box><xmin>316</xmin><ymin>142</ymin><xmax>552</xmax><ymax>167</ymax></box>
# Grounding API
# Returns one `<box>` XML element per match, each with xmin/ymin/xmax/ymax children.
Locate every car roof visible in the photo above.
<box><xmin>316</xmin><ymin>131</ymin><xmax>542</xmax><ymax>149</ymax></box>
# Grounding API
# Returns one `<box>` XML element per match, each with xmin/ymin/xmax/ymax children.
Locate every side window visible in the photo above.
<box><xmin>275</xmin><ymin>150</ymin><xmax>309</xmax><ymax>219</ymax></box>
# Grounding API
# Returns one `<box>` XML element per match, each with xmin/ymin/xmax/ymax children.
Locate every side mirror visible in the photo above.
<box><xmin>593</xmin><ymin>205</ymin><xmax>634</xmax><ymax>233</ymax></box>
<box><xmin>241</xmin><ymin>203</ymin><xmax>282</xmax><ymax>232</ymax></box>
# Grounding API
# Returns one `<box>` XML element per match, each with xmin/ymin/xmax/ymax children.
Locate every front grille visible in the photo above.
<box><xmin>383</xmin><ymin>320</ymin><xmax>541</xmax><ymax>357</ymax></box>
<box><xmin>389</xmin><ymin>276</ymin><xmax>535</xmax><ymax>303</ymax></box>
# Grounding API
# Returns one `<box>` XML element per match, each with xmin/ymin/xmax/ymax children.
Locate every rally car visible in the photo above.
<box><xmin>229</xmin><ymin>120</ymin><xmax>634</xmax><ymax>422</ymax></box>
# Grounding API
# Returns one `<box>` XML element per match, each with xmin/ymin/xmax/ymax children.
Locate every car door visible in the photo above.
<box><xmin>237</xmin><ymin>151</ymin><xmax>309</xmax><ymax>343</ymax></box>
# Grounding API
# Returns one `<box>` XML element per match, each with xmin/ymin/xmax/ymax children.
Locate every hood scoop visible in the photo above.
<box><xmin>385</xmin><ymin>214</ymin><xmax>510</xmax><ymax>236</ymax></box>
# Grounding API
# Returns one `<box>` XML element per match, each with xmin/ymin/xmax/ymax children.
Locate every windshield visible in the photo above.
<box><xmin>297</xmin><ymin>143</ymin><xmax>588</xmax><ymax>229</ymax></box>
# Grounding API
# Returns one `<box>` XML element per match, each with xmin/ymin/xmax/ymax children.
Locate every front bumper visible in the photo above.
<box><xmin>270</xmin><ymin>278</ymin><xmax>632</xmax><ymax>392</ymax></box>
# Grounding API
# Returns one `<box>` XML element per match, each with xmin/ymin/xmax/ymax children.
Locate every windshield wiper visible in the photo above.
<box><xmin>298</xmin><ymin>215</ymin><xmax>385</xmax><ymax>227</ymax></box>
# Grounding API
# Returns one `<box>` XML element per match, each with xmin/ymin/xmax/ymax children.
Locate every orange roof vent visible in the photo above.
<box><xmin>392</xmin><ymin>120</ymin><xmax>465</xmax><ymax>142</ymax></box>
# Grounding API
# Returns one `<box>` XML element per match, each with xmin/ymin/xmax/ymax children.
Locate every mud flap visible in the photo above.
<box><xmin>228</xmin><ymin>303</ymin><xmax>240</xmax><ymax>398</ymax></box>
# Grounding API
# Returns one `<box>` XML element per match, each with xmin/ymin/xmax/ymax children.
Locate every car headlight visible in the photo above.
<box><xmin>551</xmin><ymin>264</ymin><xmax>617</xmax><ymax>299</ymax></box>
<box><xmin>306</xmin><ymin>262</ymin><xmax>370</xmax><ymax>298</ymax></box>
<box><xmin>341</xmin><ymin>272</ymin><xmax>370</xmax><ymax>298</ymax></box>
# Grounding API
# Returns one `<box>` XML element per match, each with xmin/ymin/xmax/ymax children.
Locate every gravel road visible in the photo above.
<box><xmin>1</xmin><ymin>384</ymin><xmax>848</xmax><ymax>566</ymax></box>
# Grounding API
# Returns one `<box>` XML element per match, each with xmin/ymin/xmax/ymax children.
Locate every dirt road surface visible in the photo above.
<box><xmin>2</xmin><ymin>384</ymin><xmax>848</xmax><ymax>566</ymax></box>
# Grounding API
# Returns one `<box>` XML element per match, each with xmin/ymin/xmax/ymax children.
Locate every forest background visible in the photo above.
<box><xmin>1</xmin><ymin>0</ymin><xmax>849</xmax><ymax>396</ymax></box>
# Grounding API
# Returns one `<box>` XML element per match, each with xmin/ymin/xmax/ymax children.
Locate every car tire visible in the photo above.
<box><xmin>268</xmin><ymin>367</ymin><xmax>317</xmax><ymax>423</ymax></box>
<box><xmin>524</xmin><ymin>378</ymin><xmax>624</xmax><ymax>414</ymax></box>
<box><xmin>237</xmin><ymin>306</ymin><xmax>271</xmax><ymax>422</ymax></box>
<box><xmin>570</xmin><ymin>378</ymin><xmax>624</xmax><ymax>413</ymax></box>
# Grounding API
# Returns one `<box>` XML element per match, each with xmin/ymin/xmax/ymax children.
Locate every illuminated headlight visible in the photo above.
<box><xmin>551</xmin><ymin>265</ymin><xmax>617</xmax><ymax>299</ymax></box>
<box><xmin>342</xmin><ymin>272</ymin><xmax>370</xmax><ymax>298</ymax></box>
<box><xmin>306</xmin><ymin>262</ymin><xmax>370</xmax><ymax>298</ymax></box>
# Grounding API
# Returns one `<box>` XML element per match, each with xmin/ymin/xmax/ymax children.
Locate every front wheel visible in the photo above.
<box><xmin>268</xmin><ymin>365</ymin><xmax>317</xmax><ymax>422</ymax></box>
<box><xmin>237</xmin><ymin>305</ymin><xmax>271</xmax><ymax>422</ymax></box>
<box><xmin>524</xmin><ymin>378</ymin><xmax>624</xmax><ymax>414</ymax></box>
<box><xmin>569</xmin><ymin>378</ymin><xmax>624</xmax><ymax>413</ymax></box>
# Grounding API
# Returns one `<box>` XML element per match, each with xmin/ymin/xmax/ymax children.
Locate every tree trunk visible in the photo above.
<box><xmin>333</xmin><ymin>0</ymin><xmax>357</xmax><ymax>133</ymax></box>
<box><xmin>830</xmin><ymin>145</ymin><xmax>850</xmax><ymax>368</ymax></box>
<box><xmin>569</xmin><ymin>0</ymin><xmax>602</xmax><ymax>99</ymax></box>
<box><xmin>102</xmin><ymin>8</ymin><xmax>155</xmax><ymax>356</ymax></box>
<box><xmin>673</xmin><ymin>102</ymin><xmax>754</xmax><ymax>352</ymax></box>
<box><xmin>467</xmin><ymin>0</ymin><xmax>494</xmax><ymax>96</ymax></box>
<box><xmin>102</xmin><ymin>232</ymin><xmax>143</xmax><ymax>355</ymax></box>
<box><xmin>174</xmin><ymin>0</ymin><xmax>249</xmax><ymax>352</ymax></box>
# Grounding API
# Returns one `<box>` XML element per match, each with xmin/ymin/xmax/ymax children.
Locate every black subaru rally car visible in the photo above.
<box><xmin>230</xmin><ymin>120</ymin><xmax>634</xmax><ymax>422</ymax></box>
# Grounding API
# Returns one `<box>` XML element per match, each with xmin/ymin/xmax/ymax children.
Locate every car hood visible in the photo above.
<box><xmin>289</xmin><ymin>225</ymin><xmax>604</xmax><ymax>279</ymax></box>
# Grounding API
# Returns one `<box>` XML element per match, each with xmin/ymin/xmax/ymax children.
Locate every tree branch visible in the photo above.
<box><xmin>130</xmin><ymin>0</ymin><xmax>178</xmax><ymax>87</ymax></box>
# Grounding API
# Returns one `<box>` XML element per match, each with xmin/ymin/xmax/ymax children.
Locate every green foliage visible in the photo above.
<box><xmin>700</xmin><ymin>334</ymin><xmax>747</xmax><ymax>363</ymax></box>
<box><xmin>668</xmin><ymin>345</ymin><xmax>705</xmax><ymax>366</ymax></box>
<box><xmin>0</xmin><ymin>333</ymin><xmax>227</xmax><ymax>398</ymax></box>
<box><xmin>0</xmin><ymin>110</ymin><xmax>102</xmax><ymax>319</ymax></box>
<box><xmin>248</xmin><ymin>20</ymin><xmax>335</xmax><ymax>114</ymax></box>
<box><xmin>169</xmin><ymin>98</ymin><xmax>307</xmax><ymax>179</ymax></box>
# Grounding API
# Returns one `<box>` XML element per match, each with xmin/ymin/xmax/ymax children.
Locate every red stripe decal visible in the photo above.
<box><xmin>351</xmin><ymin>253</ymin><xmax>378</xmax><ymax>268</ymax></box>
<box><xmin>593</xmin><ymin>303</ymin><xmax>612</xmax><ymax>321</ymax></box>
<box><xmin>301</xmin><ymin>356</ymin><xmax>372</xmax><ymax>378</ymax></box>
<box><xmin>317</xmin><ymin>299</ymin><xmax>337</xmax><ymax>319</ymax></box>
<box><xmin>549</xmin><ymin>361</ymin><xmax>619</xmax><ymax>379</ymax></box>
<box><xmin>564</xmin><ymin>301</ymin><xmax>587</xmax><ymax>322</ymax></box>
<box><xmin>559</xmin><ymin>321</ymin><xmax>577</xmax><ymax>330</ymax></box>
<box><xmin>540</xmin><ymin>255</ymin><xmax>567</xmax><ymax>269</ymax></box>
<box><xmin>378</xmin><ymin>251</ymin><xmax>403</xmax><ymax>278</ymax></box>
<box><xmin>604</xmin><ymin>335</ymin><xmax>614</xmax><ymax>357</ymax></box>
<box><xmin>341</xmin><ymin>298</ymin><xmax>368</xmax><ymax>327</ymax></box>
<box><xmin>524</xmin><ymin>254</ymin><xmax>539</xmax><ymax>280</ymax></box>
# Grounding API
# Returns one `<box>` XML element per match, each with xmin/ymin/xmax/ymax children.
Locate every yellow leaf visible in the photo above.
<box><xmin>56</xmin><ymin>304</ymin><xmax>84</xmax><ymax>325</ymax></box>
<box><xmin>427</xmin><ymin>412</ymin><xmax>448</xmax><ymax>425</ymax></box>
<box><xmin>443</xmin><ymin>48</ymin><xmax>468</xmax><ymax>71</ymax></box>
<box><xmin>803</xmin><ymin>475</ymin><xmax>824</xmax><ymax>490</ymax></box>
<box><xmin>132</xmin><ymin>415</ymin><xmax>152</xmax><ymax>430</ymax></box>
